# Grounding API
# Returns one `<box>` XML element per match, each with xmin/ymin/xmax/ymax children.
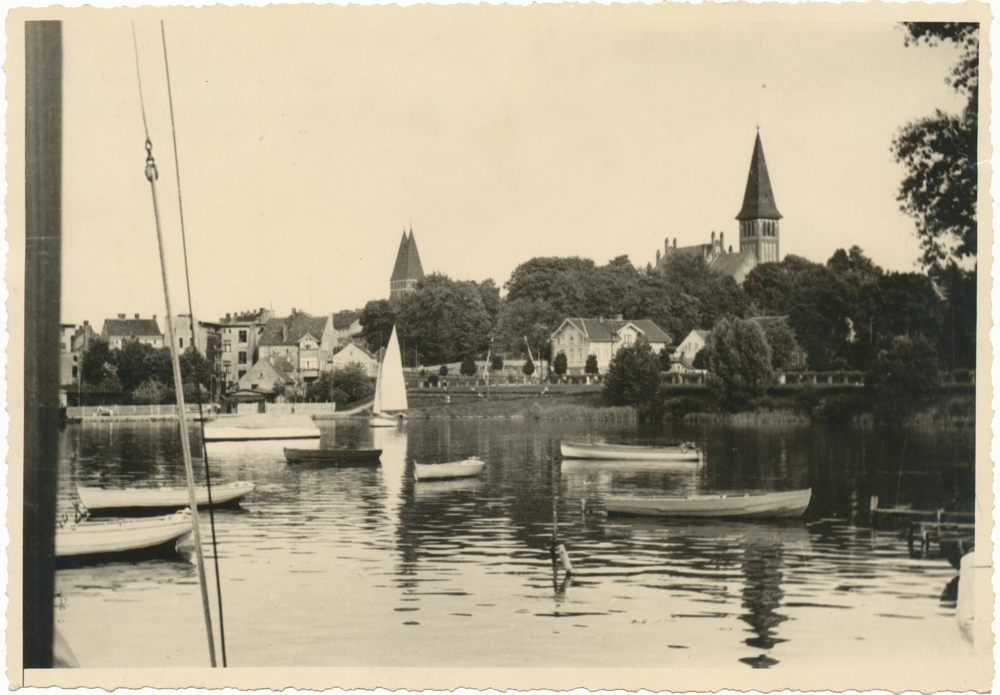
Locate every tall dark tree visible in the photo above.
<box><xmin>397</xmin><ymin>274</ymin><xmax>494</xmax><ymax>365</ymax></box>
<box><xmin>552</xmin><ymin>351</ymin><xmax>568</xmax><ymax>376</ymax></box>
<box><xmin>359</xmin><ymin>299</ymin><xmax>397</xmax><ymax>352</ymax></box>
<box><xmin>585</xmin><ymin>354</ymin><xmax>599</xmax><ymax>375</ymax></box>
<box><xmin>603</xmin><ymin>338</ymin><xmax>661</xmax><ymax>407</ymax></box>
<box><xmin>704</xmin><ymin>317</ymin><xmax>774</xmax><ymax>411</ymax></box>
<box><xmin>891</xmin><ymin>22</ymin><xmax>979</xmax><ymax>268</ymax></box>
<box><xmin>460</xmin><ymin>354</ymin><xmax>478</xmax><ymax>377</ymax></box>
<box><xmin>81</xmin><ymin>337</ymin><xmax>115</xmax><ymax>387</ymax></box>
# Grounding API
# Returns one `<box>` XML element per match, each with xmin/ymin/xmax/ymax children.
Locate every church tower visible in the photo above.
<box><xmin>389</xmin><ymin>227</ymin><xmax>425</xmax><ymax>301</ymax></box>
<box><xmin>736</xmin><ymin>132</ymin><xmax>782</xmax><ymax>264</ymax></box>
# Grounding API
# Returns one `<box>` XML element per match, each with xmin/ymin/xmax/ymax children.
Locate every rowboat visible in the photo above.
<box><xmin>414</xmin><ymin>457</ymin><xmax>486</xmax><ymax>481</ymax></box>
<box><xmin>284</xmin><ymin>448</ymin><xmax>382</xmax><ymax>465</ymax></box>
<box><xmin>55</xmin><ymin>509</ymin><xmax>193</xmax><ymax>558</ymax></box>
<box><xmin>202</xmin><ymin>413</ymin><xmax>320</xmax><ymax>441</ymax></box>
<box><xmin>560</xmin><ymin>441</ymin><xmax>700</xmax><ymax>461</ymax></box>
<box><xmin>77</xmin><ymin>481</ymin><xmax>255</xmax><ymax>515</ymax></box>
<box><xmin>605</xmin><ymin>488</ymin><xmax>812</xmax><ymax>518</ymax></box>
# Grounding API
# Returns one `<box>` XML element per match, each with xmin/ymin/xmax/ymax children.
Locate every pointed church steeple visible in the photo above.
<box><xmin>737</xmin><ymin>133</ymin><xmax>781</xmax><ymax>263</ymax></box>
<box><xmin>390</xmin><ymin>227</ymin><xmax>426</xmax><ymax>301</ymax></box>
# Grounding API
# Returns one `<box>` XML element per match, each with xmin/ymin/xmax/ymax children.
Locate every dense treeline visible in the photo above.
<box><xmin>80</xmin><ymin>338</ymin><xmax>215</xmax><ymax>404</ymax></box>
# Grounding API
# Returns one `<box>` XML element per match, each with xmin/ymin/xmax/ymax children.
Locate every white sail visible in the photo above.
<box><xmin>374</xmin><ymin>326</ymin><xmax>408</xmax><ymax>414</ymax></box>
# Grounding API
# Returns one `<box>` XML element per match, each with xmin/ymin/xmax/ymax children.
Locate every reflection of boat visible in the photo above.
<box><xmin>605</xmin><ymin>488</ymin><xmax>812</xmax><ymax>518</ymax></box>
<box><xmin>283</xmin><ymin>448</ymin><xmax>382</xmax><ymax>465</ymax></box>
<box><xmin>560</xmin><ymin>458</ymin><xmax>699</xmax><ymax>471</ymax></box>
<box><xmin>561</xmin><ymin>441</ymin><xmax>699</xmax><ymax>461</ymax></box>
<box><xmin>414</xmin><ymin>457</ymin><xmax>486</xmax><ymax>481</ymax></box>
<box><xmin>626</xmin><ymin>519</ymin><xmax>811</xmax><ymax>545</ymax></box>
<box><xmin>371</xmin><ymin>326</ymin><xmax>407</xmax><ymax>427</ymax></box>
<box><xmin>77</xmin><ymin>481</ymin><xmax>255</xmax><ymax>515</ymax></box>
<box><xmin>55</xmin><ymin>510</ymin><xmax>193</xmax><ymax>558</ymax></box>
<box><xmin>413</xmin><ymin>477</ymin><xmax>484</xmax><ymax>497</ymax></box>
<box><xmin>203</xmin><ymin>413</ymin><xmax>320</xmax><ymax>441</ymax></box>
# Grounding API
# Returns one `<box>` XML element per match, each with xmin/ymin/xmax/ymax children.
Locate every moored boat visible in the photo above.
<box><xmin>414</xmin><ymin>457</ymin><xmax>486</xmax><ymax>481</ymax></box>
<box><xmin>55</xmin><ymin>509</ymin><xmax>194</xmax><ymax>559</ymax></box>
<box><xmin>77</xmin><ymin>481</ymin><xmax>255</xmax><ymax>515</ymax></box>
<box><xmin>605</xmin><ymin>488</ymin><xmax>812</xmax><ymax>518</ymax></box>
<box><xmin>202</xmin><ymin>413</ymin><xmax>320</xmax><ymax>442</ymax></box>
<box><xmin>561</xmin><ymin>441</ymin><xmax>700</xmax><ymax>461</ymax></box>
<box><xmin>284</xmin><ymin>447</ymin><xmax>382</xmax><ymax>465</ymax></box>
<box><xmin>371</xmin><ymin>325</ymin><xmax>408</xmax><ymax>426</ymax></box>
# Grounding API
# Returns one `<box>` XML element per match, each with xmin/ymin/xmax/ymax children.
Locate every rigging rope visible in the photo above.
<box><xmin>133</xmin><ymin>23</ymin><xmax>218</xmax><ymax>668</ymax></box>
<box><xmin>161</xmin><ymin>20</ymin><xmax>228</xmax><ymax>667</ymax></box>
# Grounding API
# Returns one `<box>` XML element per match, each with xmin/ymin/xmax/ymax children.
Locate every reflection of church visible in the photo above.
<box><xmin>654</xmin><ymin>132</ymin><xmax>782</xmax><ymax>285</ymax></box>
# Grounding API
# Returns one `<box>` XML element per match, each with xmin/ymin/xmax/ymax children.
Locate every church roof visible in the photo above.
<box><xmin>709</xmin><ymin>250</ymin><xmax>757</xmax><ymax>278</ymax></box>
<box><xmin>736</xmin><ymin>133</ymin><xmax>782</xmax><ymax>221</ymax></box>
<box><xmin>390</xmin><ymin>229</ymin><xmax>425</xmax><ymax>283</ymax></box>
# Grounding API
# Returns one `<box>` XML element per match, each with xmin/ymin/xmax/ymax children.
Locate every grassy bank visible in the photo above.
<box><xmin>406</xmin><ymin>392</ymin><xmax>637</xmax><ymax>423</ymax></box>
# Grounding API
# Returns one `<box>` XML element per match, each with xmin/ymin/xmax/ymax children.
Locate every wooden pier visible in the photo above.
<box><xmin>870</xmin><ymin>496</ymin><xmax>974</xmax><ymax>564</ymax></box>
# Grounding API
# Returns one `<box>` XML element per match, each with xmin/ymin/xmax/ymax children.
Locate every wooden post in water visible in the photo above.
<box><xmin>23</xmin><ymin>19</ymin><xmax>62</xmax><ymax>670</ymax></box>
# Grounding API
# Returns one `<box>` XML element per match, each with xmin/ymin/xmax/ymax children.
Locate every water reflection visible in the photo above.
<box><xmin>53</xmin><ymin>418</ymin><xmax>973</xmax><ymax>669</ymax></box>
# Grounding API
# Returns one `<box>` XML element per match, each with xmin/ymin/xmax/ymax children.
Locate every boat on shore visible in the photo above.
<box><xmin>284</xmin><ymin>447</ymin><xmax>382</xmax><ymax>465</ymax></box>
<box><xmin>55</xmin><ymin>510</ymin><xmax>194</xmax><ymax>561</ymax></box>
<box><xmin>371</xmin><ymin>326</ymin><xmax>407</xmax><ymax>427</ymax></box>
<box><xmin>605</xmin><ymin>488</ymin><xmax>812</xmax><ymax>518</ymax></box>
<box><xmin>561</xmin><ymin>441</ymin><xmax>700</xmax><ymax>461</ymax></box>
<box><xmin>77</xmin><ymin>481</ymin><xmax>255</xmax><ymax>515</ymax></box>
<box><xmin>202</xmin><ymin>413</ymin><xmax>320</xmax><ymax>442</ymax></box>
<box><xmin>414</xmin><ymin>457</ymin><xmax>486</xmax><ymax>481</ymax></box>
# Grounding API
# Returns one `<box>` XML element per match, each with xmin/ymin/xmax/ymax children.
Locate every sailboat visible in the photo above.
<box><xmin>371</xmin><ymin>326</ymin><xmax>408</xmax><ymax>427</ymax></box>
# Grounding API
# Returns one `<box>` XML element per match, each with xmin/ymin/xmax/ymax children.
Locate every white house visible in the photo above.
<box><xmin>550</xmin><ymin>318</ymin><xmax>671</xmax><ymax>375</ymax></box>
<box><xmin>331</xmin><ymin>343</ymin><xmax>378</xmax><ymax>377</ymax></box>
<box><xmin>676</xmin><ymin>329</ymin><xmax>711</xmax><ymax>363</ymax></box>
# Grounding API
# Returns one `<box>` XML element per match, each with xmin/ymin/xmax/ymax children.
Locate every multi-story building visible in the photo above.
<box><xmin>257</xmin><ymin>310</ymin><xmax>336</xmax><ymax>382</ymax></box>
<box><xmin>332</xmin><ymin>309</ymin><xmax>364</xmax><ymax>347</ymax></box>
<box><xmin>167</xmin><ymin>314</ymin><xmax>213</xmax><ymax>355</ymax></box>
<box><xmin>550</xmin><ymin>317</ymin><xmax>671</xmax><ymax>375</ymax></box>
<box><xmin>100</xmin><ymin>314</ymin><xmax>164</xmax><ymax>349</ymax></box>
<box><xmin>216</xmin><ymin>308</ymin><xmax>272</xmax><ymax>392</ymax></box>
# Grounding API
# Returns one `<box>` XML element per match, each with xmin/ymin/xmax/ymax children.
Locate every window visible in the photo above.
<box><xmin>223</xmin><ymin>340</ymin><xmax>232</xmax><ymax>352</ymax></box>
<box><xmin>238</xmin><ymin>351</ymin><xmax>247</xmax><ymax>364</ymax></box>
<box><xmin>179</xmin><ymin>338</ymin><xmax>184</xmax><ymax>348</ymax></box>
<box><xmin>251</xmin><ymin>384</ymin><xmax>258</xmax><ymax>390</ymax></box>
<box><xmin>239</xmin><ymin>330</ymin><xmax>247</xmax><ymax>343</ymax></box>
<box><xmin>223</xmin><ymin>361</ymin><xmax>232</xmax><ymax>374</ymax></box>
<box><xmin>72</xmin><ymin>366</ymin><xmax>78</xmax><ymax>378</ymax></box>
<box><xmin>624</xmin><ymin>334</ymin><xmax>633</xmax><ymax>345</ymax></box>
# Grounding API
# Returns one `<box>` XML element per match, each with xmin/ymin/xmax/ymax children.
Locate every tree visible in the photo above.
<box><xmin>892</xmin><ymin>22</ymin><xmax>978</xmax><ymax>268</ymax></box>
<box><xmin>81</xmin><ymin>337</ymin><xmax>118</xmax><ymax>387</ymax></box>
<box><xmin>460</xmin><ymin>354</ymin><xmax>477</xmax><ymax>377</ymax></box>
<box><xmin>692</xmin><ymin>348</ymin><xmax>708</xmax><ymax>371</ymax></box>
<box><xmin>522</xmin><ymin>356</ymin><xmax>535</xmax><ymax>376</ymax></box>
<box><xmin>439</xmin><ymin>364</ymin><xmax>449</xmax><ymax>377</ymax></box>
<box><xmin>306</xmin><ymin>364</ymin><xmax>374</xmax><ymax>406</ymax></box>
<box><xmin>115</xmin><ymin>341</ymin><xmax>172</xmax><ymax>394</ymax></box>
<box><xmin>493</xmin><ymin>297</ymin><xmax>559</xmax><ymax>361</ymax></box>
<box><xmin>490</xmin><ymin>354</ymin><xmax>504</xmax><ymax>371</ymax></box>
<box><xmin>866</xmin><ymin>333</ymin><xmax>941</xmax><ymax>422</ymax></box>
<box><xmin>553</xmin><ymin>351</ymin><xmax>568</xmax><ymax>376</ymax></box>
<box><xmin>658</xmin><ymin>346</ymin><xmax>674</xmax><ymax>372</ymax></box>
<box><xmin>131</xmin><ymin>378</ymin><xmax>168</xmax><ymax>405</ymax></box>
<box><xmin>603</xmin><ymin>338</ymin><xmax>661</xmax><ymax>406</ymax></box>
<box><xmin>585</xmin><ymin>354</ymin><xmax>599</xmax><ymax>375</ymax></box>
<box><xmin>761</xmin><ymin>320</ymin><xmax>798</xmax><ymax>371</ymax></box>
<box><xmin>397</xmin><ymin>274</ymin><xmax>495</xmax><ymax>365</ymax></box>
<box><xmin>359</xmin><ymin>299</ymin><xmax>397</xmax><ymax>352</ymax></box>
<box><xmin>704</xmin><ymin>317</ymin><xmax>774</xmax><ymax>411</ymax></box>
<box><xmin>179</xmin><ymin>347</ymin><xmax>211</xmax><ymax>389</ymax></box>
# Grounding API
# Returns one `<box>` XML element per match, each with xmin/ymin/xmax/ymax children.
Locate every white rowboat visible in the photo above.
<box><xmin>414</xmin><ymin>457</ymin><xmax>486</xmax><ymax>481</ymax></box>
<box><xmin>77</xmin><ymin>481</ymin><xmax>254</xmax><ymax>513</ymax></box>
<box><xmin>55</xmin><ymin>510</ymin><xmax>194</xmax><ymax>557</ymax></box>
<box><xmin>561</xmin><ymin>441</ymin><xmax>699</xmax><ymax>461</ymax></box>
<box><xmin>605</xmin><ymin>488</ymin><xmax>812</xmax><ymax>518</ymax></box>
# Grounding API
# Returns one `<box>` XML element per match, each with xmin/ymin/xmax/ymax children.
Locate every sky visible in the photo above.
<box><xmin>24</xmin><ymin>4</ymin><xmax>978</xmax><ymax>326</ymax></box>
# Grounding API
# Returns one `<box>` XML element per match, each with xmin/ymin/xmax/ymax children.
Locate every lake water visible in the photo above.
<box><xmin>54</xmin><ymin>418</ymin><xmax>977</xmax><ymax>672</ymax></box>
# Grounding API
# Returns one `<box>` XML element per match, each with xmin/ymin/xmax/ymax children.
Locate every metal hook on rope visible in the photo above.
<box><xmin>145</xmin><ymin>139</ymin><xmax>158</xmax><ymax>182</ymax></box>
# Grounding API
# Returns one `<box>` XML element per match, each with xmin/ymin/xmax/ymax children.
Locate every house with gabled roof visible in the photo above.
<box><xmin>332</xmin><ymin>309</ymin><xmax>364</xmax><ymax>347</ymax></box>
<box><xmin>257</xmin><ymin>309</ymin><xmax>335</xmax><ymax>382</ymax></box>
<box><xmin>550</xmin><ymin>317</ymin><xmax>671</xmax><ymax>375</ymax></box>
<box><xmin>676</xmin><ymin>329</ymin><xmax>711</xmax><ymax>363</ymax></box>
<box><xmin>332</xmin><ymin>343</ymin><xmax>378</xmax><ymax>377</ymax></box>
<box><xmin>236</xmin><ymin>355</ymin><xmax>296</xmax><ymax>398</ymax></box>
<box><xmin>101</xmin><ymin>313</ymin><xmax>164</xmax><ymax>349</ymax></box>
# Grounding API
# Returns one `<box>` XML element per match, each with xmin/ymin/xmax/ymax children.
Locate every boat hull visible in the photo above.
<box><xmin>369</xmin><ymin>414</ymin><xmax>401</xmax><ymax>428</ymax></box>
<box><xmin>203</xmin><ymin>427</ymin><xmax>321</xmax><ymax>441</ymax></box>
<box><xmin>55</xmin><ymin>510</ymin><xmax>193</xmax><ymax>558</ymax></box>
<box><xmin>561</xmin><ymin>441</ymin><xmax>699</xmax><ymax>461</ymax></box>
<box><xmin>605</xmin><ymin>488</ymin><xmax>812</xmax><ymax>518</ymax></box>
<box><xmin>284</xmin><ymin>448</ymin><xmax>382</xmax><ymax>464</ymax></box>
<box><xmin>77</xmin><ymin>481</ymin><xmax>254</xmax><ymax>515</ymax></box>
<box><xmin>414</xmin><ymin>458</ymin><xmax>486</xmax><ymax>481</ymax></box>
